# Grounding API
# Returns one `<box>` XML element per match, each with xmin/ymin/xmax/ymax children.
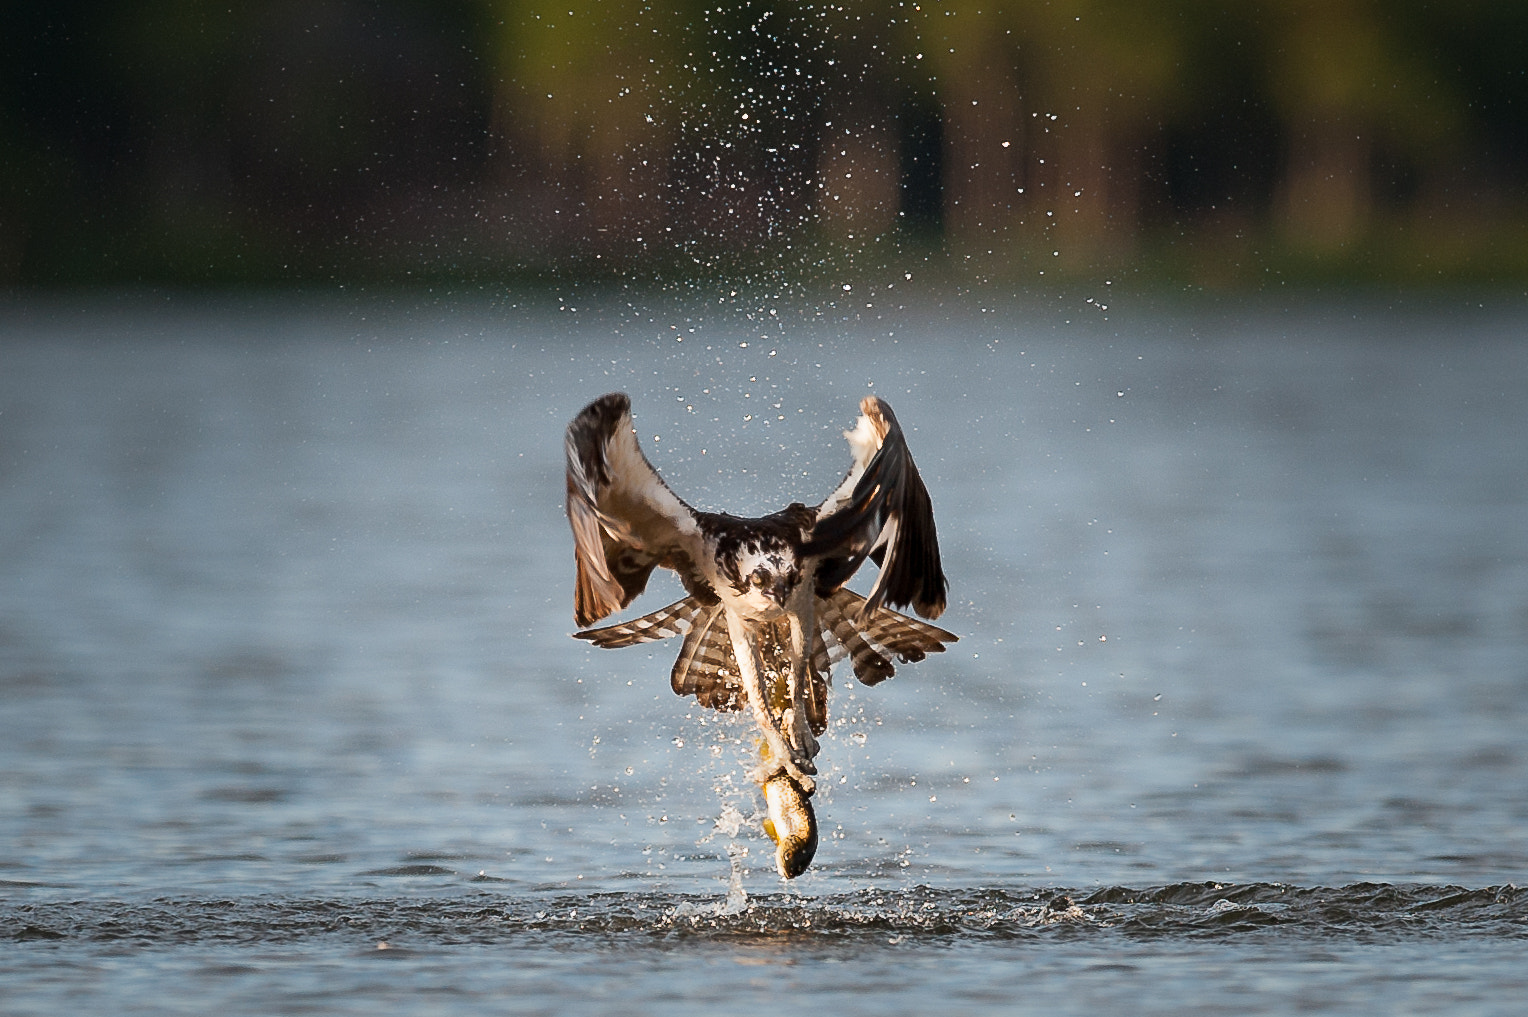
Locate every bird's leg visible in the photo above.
<box><xmin>725</xmin><ymin>611</ymin><xmax>816</xmax><ymax>790</ymax></box>
<box><xmin>782</xmin><ymin>590</ymin><xmax>820</xmax><ymax>765</ymax></box>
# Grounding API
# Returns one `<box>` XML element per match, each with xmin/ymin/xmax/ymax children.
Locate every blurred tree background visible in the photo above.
<box><xmin>3</xmin><ymin>0</ymin><xmax>1525</xmax><ymax>287</ymax></box>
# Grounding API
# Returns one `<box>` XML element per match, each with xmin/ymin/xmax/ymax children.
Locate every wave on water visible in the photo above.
<box><xmin>5</xmin><ymin>883</ymin><xmax>1525</xmax><ymax>947</ymax></box>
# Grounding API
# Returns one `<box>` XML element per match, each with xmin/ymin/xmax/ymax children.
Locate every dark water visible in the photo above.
<box><xmin>2</xmin><ymin>292</ymin><xmax>1526</xmax><ymax>1014</ymax></box>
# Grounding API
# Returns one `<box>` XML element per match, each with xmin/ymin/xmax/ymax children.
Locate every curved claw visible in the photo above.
<box><xmin>761</xmin><ymin>773</ymin><xmax>818</xmax><ymax>879</ymax></box>
<box><xmin>749</xmin><ymin>754</ymin><xmax>815</xmax><ymax>796</ymax></box>
<box><xmin>765</xmin><ymin>719</ymin><xmax>818</xmax><ymax>779</ymax></box>
<box><xmin>782</xmin><ymin>706</ymin><xmax>820</xmax><ymax>766</ymax></box>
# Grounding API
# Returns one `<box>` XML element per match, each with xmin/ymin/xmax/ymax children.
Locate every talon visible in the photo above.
<box><xmin>761</xmin><ymin>723</ymin><xmax>816</xmax><ymax>780</ymax></box>
<box><xmin>782</xmin><ymin>706</ymin><xmax>820</xmax><ymax>762</ymax></box>
<box><xmin>750</xmin><ymin>757</ymin><xmax>815</xmax><ymax>794</ymax></box>
<box><xmin>762</xmin><ymin>772</ymin><xmax>818</xmax><ymax>878</ymax></box>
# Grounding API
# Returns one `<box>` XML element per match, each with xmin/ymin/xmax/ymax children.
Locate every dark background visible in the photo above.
<box><xmin>4</xmin><ymin>0</ymin><xmax>1526</xmax><ymax>287</ymax></box>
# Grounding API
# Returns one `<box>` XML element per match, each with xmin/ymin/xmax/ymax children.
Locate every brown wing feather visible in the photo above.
<box><xmin>805</xmin><ymin>396</ymin><xmax>949</xmax><ymax>620</ymax></box>
<box><xmin>564</xmin><ymin>393</ymin><xmax>703</xmax><ymax>627</ymax></box>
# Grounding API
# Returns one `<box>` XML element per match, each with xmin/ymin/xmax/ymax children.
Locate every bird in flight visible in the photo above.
<box><xmin>564</xmin><ymin>392</ymin><xmax>956</xmax><ymax>878</ymax></box>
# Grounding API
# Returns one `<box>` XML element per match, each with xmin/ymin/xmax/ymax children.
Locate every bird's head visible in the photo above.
<box><xmin>725</xmin><ymin>542</ymin><xmax>802</xmax><ymax>617</ymax></box>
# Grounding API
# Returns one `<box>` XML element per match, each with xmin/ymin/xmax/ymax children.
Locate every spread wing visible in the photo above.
<box><xmin>565</xmin><ymin>392</ymin><xmax>705</xmax><ymax>627</ymax></box>
<box><xmin>805</xmin><ymin>396</ymin><xmax>948</xmax><ymax>620</ymax></box>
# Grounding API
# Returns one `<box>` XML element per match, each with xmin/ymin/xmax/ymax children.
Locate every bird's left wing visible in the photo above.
<box><xmin>565</xmin><ymin>392</ymin><xmax>705</xmax><ymax>627</ymax></box>
<box><xmin>805</xmin><ymin>395</ymin><xmax>948</xmax><ymax>620</ymax></box>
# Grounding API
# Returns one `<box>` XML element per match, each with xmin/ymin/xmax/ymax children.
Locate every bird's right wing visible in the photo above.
<box><xmin>564</xmin><ymin>393</ymin><xmax>705</xmax><ymax>627</ymax></box>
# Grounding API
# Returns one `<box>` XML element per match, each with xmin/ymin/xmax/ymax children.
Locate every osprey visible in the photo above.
<box><xmin>564</xmin><ymin>392</ymin><xmax>955</xmax><ymax>878</ymax></box>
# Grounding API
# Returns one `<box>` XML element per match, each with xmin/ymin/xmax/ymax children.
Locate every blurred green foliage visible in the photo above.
<box><xmin>2</xmin><ymin>0</ymin><xmax>1525</xmax><ymax>286</ymax></box>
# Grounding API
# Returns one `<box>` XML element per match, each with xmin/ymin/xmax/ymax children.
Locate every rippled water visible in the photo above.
<box><xmin>2</xmin><ymin>292</ymin><xmax>1526</xmax><ymax>1014</ymax></box>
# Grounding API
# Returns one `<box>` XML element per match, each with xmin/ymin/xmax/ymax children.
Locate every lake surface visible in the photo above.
<box><xmin>2</xmin><ymin>289</ymin><xmax>1526</xmax><ymax>1014</ymax></box>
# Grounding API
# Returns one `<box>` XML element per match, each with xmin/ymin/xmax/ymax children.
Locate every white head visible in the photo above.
<box><xmin>723</xmin><ymin>541</ymin><xmax>802</xmax><ymax>618</ymax></box>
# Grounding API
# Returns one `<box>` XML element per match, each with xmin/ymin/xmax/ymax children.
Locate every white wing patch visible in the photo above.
<box><xmin>565</xmin><ymin>393</ymin><xmax>704</xmax><ymax>627</ymax></box>
<box><xmin>816</xmin><ymin>404</ymin><xmax>883</xmax><ymax>517</ymax></box>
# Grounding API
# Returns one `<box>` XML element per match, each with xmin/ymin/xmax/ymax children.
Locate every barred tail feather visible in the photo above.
<box><xmin>576</xmin><ymin>588</ymin><xmax>953</xmax><ymax>720</ymax></box>
<box><xmin>818</xmin><ymin>592</ymin><xmax>895</xmax><ymax>686</ymax></box>
<box><xmin>859</xmin><ymin>603</ymin><xmax>957</xmax><ymax>662</ymax></box>
<box><xmin>816</xmin><ymin>588</ymin><xmax>957</xmax><ymax>687</ymax></box>
<box><xmin>670</xmin><ymin>605</ymin><xmax>743</xmax><ymax>711</ymax></box>
<box><xmin>573</xmin><ymin>597</ymin><xmax>703</xmax><ymax>648</ymax></box>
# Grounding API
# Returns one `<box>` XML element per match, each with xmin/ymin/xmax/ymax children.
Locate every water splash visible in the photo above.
<box><xmin>670</xmin><ymin>844</ymin><xmax>750</xmax><ymax>920</ymax></box>
<box><xmin>720</xmin><ymin>843</ymin><xmax>751</xmax><ymax>916</ymax></box>
<box><xmin>9</xmin><ymin>884</ymin><xmax>1525</xmax><ymax>943</ymax></box>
